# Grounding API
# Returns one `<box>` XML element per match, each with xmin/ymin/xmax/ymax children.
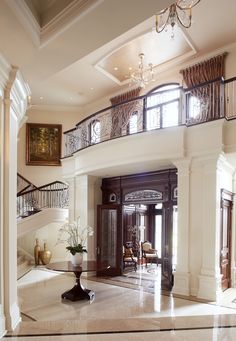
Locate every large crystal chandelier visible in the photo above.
<box><xmin>129</xmin><ymin>53</ymin><xmax>154</xmax><ymax>88</ymax></box>
<box><xmin>156</xmin><ymin>0</ymin><xmax>201</xmax><ymax>38</ymax></box>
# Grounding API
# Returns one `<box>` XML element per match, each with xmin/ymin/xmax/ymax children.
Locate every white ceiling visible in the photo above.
<box><xmin>1</xmin><ymin>0</ymin><xmax>236</xmax><ymax>109</ymax></box>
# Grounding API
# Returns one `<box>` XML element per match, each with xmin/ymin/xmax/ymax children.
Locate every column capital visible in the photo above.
<box><xmin>217</xmin><ymin>153</ymin><xmax>235</xmax><ymax>175</ymax></box>
<box><xmin>172</xmin><ymin>158</ymin><xmax>191</xmax><ymax>173</ymax></box>
<box><xmin>191</xmin><ymin>153</ymin><xmax>220</xmax><ymax>170</ymax></box>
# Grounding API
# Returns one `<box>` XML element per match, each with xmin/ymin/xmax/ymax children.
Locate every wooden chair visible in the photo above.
<box><xmin>123</xmin><ymin>246</ymin><xmax>137</xmax><ymax>271</ymax></box>
<box><xmin>141</xmin><ymin>241</ymin><xmax>159</xmax><ymax>267</ymax></box>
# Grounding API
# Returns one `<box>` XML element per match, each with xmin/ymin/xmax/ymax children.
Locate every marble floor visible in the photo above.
<box><xmin>2</xmin><ymin>267</ymin><xmax>236</xmax><ymax>340</ymax></box>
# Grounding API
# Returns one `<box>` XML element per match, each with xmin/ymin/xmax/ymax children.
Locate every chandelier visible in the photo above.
<box><xmin>129</xmin><ymin>53</ymin><xmax>154</xmax><ymax>88</ymax></box>
<box><xmin>156</xmin><ymin>0</ymin><xmax>201</xmax><ymax>38</ymax></box>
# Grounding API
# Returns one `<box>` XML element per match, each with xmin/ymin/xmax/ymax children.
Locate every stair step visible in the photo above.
<box><xmin>17</xmin><ymin>255</ymin><xmax>26</xmax><ymax>265</ymax></box>
<box><xmin>17</xmin><ymin>261</ymin><xmax>34</xmax><ymax>280</ymax></box>
<box><xmin>17</xmin><ymin>250</ymin><xmax>34</xmax><ymax>279</ymax></box>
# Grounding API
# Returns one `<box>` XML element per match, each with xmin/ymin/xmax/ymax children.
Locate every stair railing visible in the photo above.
<box><xmin>17</xmin><ymin>177</ymin><xmax>69</xmax><ymax>219</ymax></box>
<box><xmin>17</xmin><ymin>173</ymin><xmax>37</xmax><ymax>195</ymax></box>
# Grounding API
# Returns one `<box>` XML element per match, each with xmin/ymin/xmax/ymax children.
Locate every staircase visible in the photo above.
<box><xmin>17</xmin><ymin>249</ymin><xmax>34</xmax><ymax>280</ymax></box>
<box><xmin>17</xmin><ymin>173</ymin><xmax>69</xmax><ymax>220</ymax></box>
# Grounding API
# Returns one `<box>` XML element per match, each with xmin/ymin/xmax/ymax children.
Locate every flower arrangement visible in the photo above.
<box><xmin>56</xmin><ymin>217</ymin><xmax>94</xmax><ymax>255</ymax></box>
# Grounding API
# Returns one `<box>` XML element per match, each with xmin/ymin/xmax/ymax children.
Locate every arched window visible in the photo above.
<box><xmin>146</xmin><ymin>83</ymin><xmax>181</xmax><ymax>130</ymax></box>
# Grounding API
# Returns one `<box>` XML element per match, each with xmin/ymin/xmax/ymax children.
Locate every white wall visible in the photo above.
<box><xmin>17</xmin><ymin>108</ymin><xmax>82</xmax><ymax>186</ymax></box>
<box><xmin>18</xmin><ymin>221</ymin><xmax>70</xmax><ymax>262</ymax></box>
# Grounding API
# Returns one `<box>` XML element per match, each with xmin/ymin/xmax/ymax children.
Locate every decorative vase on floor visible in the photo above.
<box><xmin>34</xmin><ymin>238</ymin><xmax>41</xmax><ymax>266</ymax></box>
<box><xmin>71</xmin><ymin>252</ymin><xmax>83</xmax><ymax>266</ymax></box>
<box><xmin>39</xmin><ymin>242</ymin><xmax>52</xmax><ymax>265</ymax></box>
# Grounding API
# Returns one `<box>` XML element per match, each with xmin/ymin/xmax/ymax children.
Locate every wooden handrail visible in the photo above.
<box><xmin>63</xmin><ymin>76</ymin><xmax>236</xmax><ymax>157</ymax></box>
<box><xmin>17</xmin><ymin>177</ymin><xmax>69</xmax><ymax>218</ymax></box>
<box><xmin>17</xmin><ymin>180</ymin><xmax>68</xmax><ymax>197</ymax></box>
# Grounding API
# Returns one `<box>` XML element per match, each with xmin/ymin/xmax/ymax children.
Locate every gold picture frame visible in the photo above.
<box><xmin>26</xmin><ymin>123</ymin><xmax>62</xmax><ymax>166</ymax></box>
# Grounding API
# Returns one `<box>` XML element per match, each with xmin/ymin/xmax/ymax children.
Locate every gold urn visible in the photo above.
<box><xmin>39</xmin><ymin>242</ymin><xmax>52</xmax><ymax>265</ymax></box>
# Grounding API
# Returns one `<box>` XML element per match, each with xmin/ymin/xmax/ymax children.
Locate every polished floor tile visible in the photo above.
<box><xmin>3</xmin><ymin>268</ymin><xmax>236</xmax><ymax>340</ymax></box>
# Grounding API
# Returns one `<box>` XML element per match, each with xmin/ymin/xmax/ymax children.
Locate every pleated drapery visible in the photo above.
<box><xmin>180</xmin><ymin>54</ymin><xmax>227</xmax><ymax>122</ymax></box>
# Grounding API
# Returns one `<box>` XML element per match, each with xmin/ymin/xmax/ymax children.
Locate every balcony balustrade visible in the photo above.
<box><xmin>63</xmin><ymin>77</ymin><xmax>236</xmax><ymax>158</ymax></box>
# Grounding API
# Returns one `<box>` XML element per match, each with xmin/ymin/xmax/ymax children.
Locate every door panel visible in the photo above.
<box><xmin>220</xmin><ymin>190</ymin><xmax>233</xmax><ymax>291</ymax></box>
<box><xmin>162</xmin><ymin>202</ymin><xmax>173</xmax><ymax>290</ymax></box>
<box><xmin>97</xmin><ymin>204</ymin><xmax>122</xmax><ymax>276</ymax></box>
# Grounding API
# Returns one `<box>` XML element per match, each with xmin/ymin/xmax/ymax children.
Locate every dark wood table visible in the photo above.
<box><xmin>46</xmin><ymin>261</ymin><xmax>110</xmax><ymax>302</ymax></box>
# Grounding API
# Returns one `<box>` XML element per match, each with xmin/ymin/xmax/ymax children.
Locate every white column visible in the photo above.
<box><xmin>3</xmin><ymin>95</ymin><xmax>21</xmax><ymax>331</ymax></box>
<box><xmin>172</xmin><ymin>159</ymin><xmax>191</xmax><ymax>296</ymax></box>
<box><xmin>0</xmin><ymin>57</ymin><xmax>30</xmax><ymax>335</ymax></box>
<box><xmin>2</xmin><ymin>66</ymin><xmax>30</xmax><ymax>332</ymax></box>
<box><xmin>0</xmin><ymin>95</ymin><xmax>6</xmax><ymax>338</ymax></box>
<box><xmin>74</xmin><ymin>175</ymin><xmax>102</xmax><ymax>261</ymax></box>
<box><xmin>197</xmin><ymin>156</ymin><xmax>222</xmax><ymax>300</ymax></box>
<box><xmin>66</xmin><ymin>177</ymin><xmax>76</xmax><ymax>223</ymax></box>
<box><xmin>75</xmin><ymin>175</ymin><xmax>88</xmax><ymax>227</ymax></box>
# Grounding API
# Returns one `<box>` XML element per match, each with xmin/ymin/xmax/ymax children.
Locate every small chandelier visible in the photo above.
<box><xmin>156</xmin><ymin>0</ymin><xmax>201</xmax><ymax>38</ymax></box>
<box><xmin>129</xmin><ymin>53</ymin><xmax>154</xmax><ymax>88</ymax></box>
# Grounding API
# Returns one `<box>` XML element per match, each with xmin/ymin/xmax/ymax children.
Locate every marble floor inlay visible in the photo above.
<box><xmin>2</xmin><ymin>267</ymin><xmax>236</xmax><ymax>340</ymax></box>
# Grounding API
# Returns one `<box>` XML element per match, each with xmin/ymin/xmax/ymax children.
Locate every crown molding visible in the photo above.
<box><xmin>6</xmin><ymin>0</ymin><xmax>41</xmax><ymax>46</ymax></box>
<box><xmin>6</xmin><ymin>0</ymin><xmax>103</xmax><ymax>48</ymax></box>
<box><xmin>40</xmin><ymin>0</ymin><xmax>104</xmax><ymax>48</ymax></box>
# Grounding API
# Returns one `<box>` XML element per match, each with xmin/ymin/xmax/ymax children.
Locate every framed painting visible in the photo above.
<box><xmin>26</xmin><ymin>123</ymin><xmax>62</xmax><ymax>166</ymax></box>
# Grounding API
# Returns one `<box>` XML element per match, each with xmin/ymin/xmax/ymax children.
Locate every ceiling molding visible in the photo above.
<box><xmin>6</xmin><ymin>0</ymin><xmax>104</xmax><ymax>48</ymax></box>
<box><xmin>40</xmin><ymin>0</ymin><xmax>104</xmax><ymax>47</ymax></box>
<box><xmin>94</xmin><ymin>24</ymin><xmax>197</xmax><ymax>86</ymax></box>
<box><xmin>6</xmin><ymin>0</ymin><xmax>41</xmax><ymax>47</ymax></box>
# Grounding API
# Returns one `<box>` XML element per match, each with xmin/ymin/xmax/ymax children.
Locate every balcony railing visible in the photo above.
<box><xmin>63</xmin><ymin>77</ymin><xmax>236</xmax><ymax>157</ymax></box>
<box><xmin>17</xmin><ymin>175</ymin><xmax>69</xmax><ymax>219</ymax></box>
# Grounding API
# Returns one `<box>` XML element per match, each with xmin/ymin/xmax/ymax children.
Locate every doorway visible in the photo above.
<box><xmin>220</xmin><ymin>189</ymin><xmax>233</xmax><ymax>291</ymax></box>
<box><xmin>98</xmin><ymin>169</ymin><xmax>177</xmax><ymax>290</ymax></box>
<box><xmin>122</xmin><ymin>202</ymin><xmax>176</xmax><ymax>290</ymax></box>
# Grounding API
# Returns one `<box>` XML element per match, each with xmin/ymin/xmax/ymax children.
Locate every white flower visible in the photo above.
<box><xmin>56</xmin><ymin>217</ymin><xmax>94</xmax><ymax>249</ymax></box>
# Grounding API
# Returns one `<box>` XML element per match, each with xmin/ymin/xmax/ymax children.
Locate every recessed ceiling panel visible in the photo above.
<box><xmin>97</xmin><ymin>25</ymin><xmax>194</xmax><ymax>83</ymax></box>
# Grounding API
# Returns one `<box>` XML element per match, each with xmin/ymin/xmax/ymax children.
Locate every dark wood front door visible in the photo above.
<box><xmin>220</xmin><ymin>189</ymin><xmax>233</xmax><ymax>291</ymax></box>
<box><xmin>97</xmin><ymin>204</ymin><xmax>122</xmax><ymax>276</ymax></box>
<box><xmin>162</xmin><ymin>202</ymin><xmax>174</xmax><ymax>289</ymax></box>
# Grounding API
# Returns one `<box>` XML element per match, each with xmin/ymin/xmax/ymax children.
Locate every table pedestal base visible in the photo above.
<box><xmin>62</xmin><ymin>286</ymin><xmax>94</xmax><ymax>301</ymax></box>
<box><xmin>61</xmin><ymin>270</ymin><xmax>95</xmax><ymax>302</ymax></box>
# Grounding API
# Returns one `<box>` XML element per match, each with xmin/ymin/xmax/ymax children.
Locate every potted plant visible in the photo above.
<box><xmin>56</xmin><ymin>217</ymin><xmax>93</xmax><ymax>265</ymax></box>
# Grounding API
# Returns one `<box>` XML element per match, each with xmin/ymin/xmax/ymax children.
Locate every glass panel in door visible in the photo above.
<box><xmin>97</xmin><ymin>204</ymin><xmax>122</xmax><ymax>276</ymax></box>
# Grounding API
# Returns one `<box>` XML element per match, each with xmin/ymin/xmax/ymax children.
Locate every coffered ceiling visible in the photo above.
<box><xmin>1</xmin><ymin>0</ymin><xmax>236</xmax><ymax>109</ymax></box>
